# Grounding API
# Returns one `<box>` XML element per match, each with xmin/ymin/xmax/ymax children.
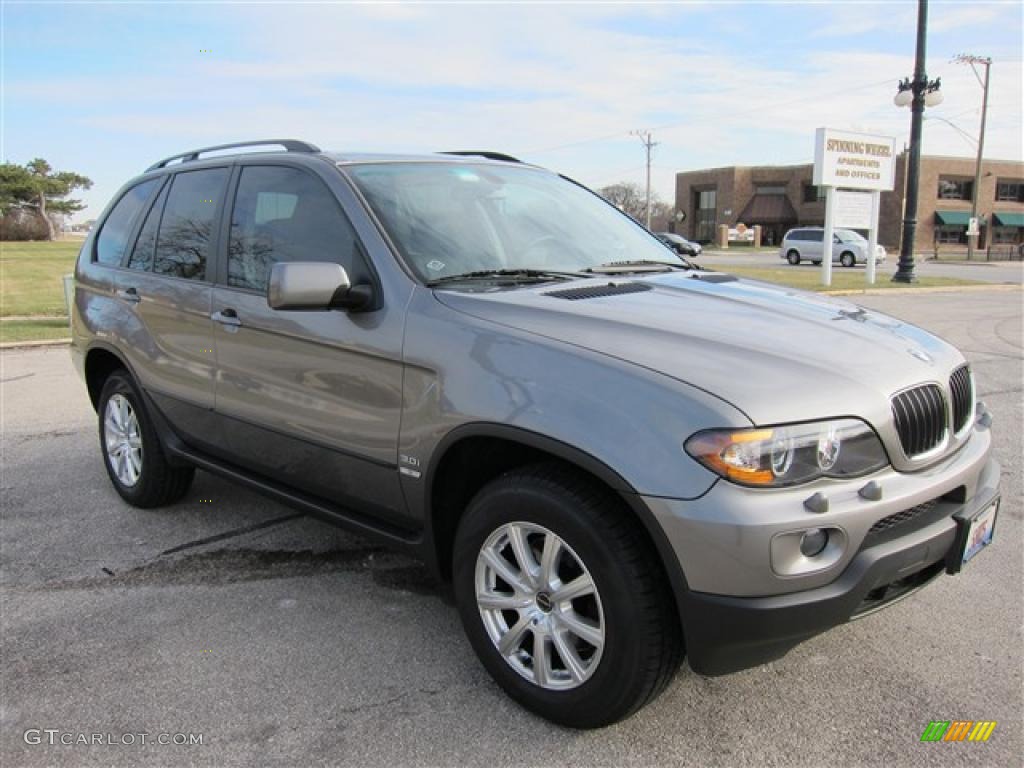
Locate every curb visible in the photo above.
<box><xmin>0</xmin><ymin>339</ymin><xmax>72</xmax><ymax>350</ymax></box>
<box><xmin>823</xmin><ymin>283</ymin><xmax>1022</xmax><ymax>297</ymax></box>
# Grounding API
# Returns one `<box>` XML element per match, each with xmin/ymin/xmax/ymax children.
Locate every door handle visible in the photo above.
<box><xmin>116</xmin><ymin>287</ymin><xmax>141</xmax><ymax>304</ymax></box>
<box><xmin>211</xmin><ymin>308</ymin><xmax>242</xmax><ymax>327</ymax></box>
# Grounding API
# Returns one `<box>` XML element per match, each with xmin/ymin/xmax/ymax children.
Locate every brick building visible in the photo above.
<box><xmin>674</xmin><ymin>154</ymin><xmax>1023</xmax><ymax>252</ymax></box>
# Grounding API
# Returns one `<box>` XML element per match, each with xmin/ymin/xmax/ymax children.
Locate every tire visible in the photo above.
<box><xmin>840</xmin><ymin>252</ymin><xmax>856</xmax><ymax>268</ymax></box>
<box><xmin>98</xmin><ymin>370</ymin><xmax>194</xmax><ymax>508</ymax></box>
<box><xmin>453</xmin><ymin>464</ymin><xmax>682</xmax><ymax>729</ymax></box>
<box><xmin>786</xmin><ymin>250</ymin><xmax>800</xmax><ymax>265</ymax></box>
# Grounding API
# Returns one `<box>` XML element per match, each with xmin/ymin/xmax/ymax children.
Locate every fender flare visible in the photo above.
<box><xmin>421</xmin><ymin>422</ymin><xmax>692</xmax><ymax>615</ymax></box>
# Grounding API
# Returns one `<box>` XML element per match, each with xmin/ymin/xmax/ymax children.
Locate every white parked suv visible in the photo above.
<box><xmin>781</xmin><ymin>227</ymin><xmax>886</xmax><ymax>267</ymax></box>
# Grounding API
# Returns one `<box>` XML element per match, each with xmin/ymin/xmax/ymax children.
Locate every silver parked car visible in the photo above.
<box><xmin>781</xmin><ymin>227</ymin><xmax>887</xmax><ymax>267</ymax></box>
<box><xmin>71</xmin><ymin>141</ymin><xmax>999</xmax><ymax>729</ymax></box>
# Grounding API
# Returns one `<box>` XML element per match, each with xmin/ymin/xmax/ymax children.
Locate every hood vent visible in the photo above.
<box><xmin>545</xmin><ymin>282</ymin><xmax>652</xmax><ymax>301</ymax></box>
<box><xmin>689</xmin><ymin>273</ymin><xmax>738</xmax><ymax>284</ymax></box>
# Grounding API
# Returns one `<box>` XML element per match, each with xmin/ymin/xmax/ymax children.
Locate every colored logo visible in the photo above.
<box><xmin>920</xmin><ymin>721</ymin><xmax>996</xmax><ymax>742</ymax></box>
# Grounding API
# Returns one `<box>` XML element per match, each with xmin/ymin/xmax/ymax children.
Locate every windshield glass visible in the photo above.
<box><xmin>837</xmin><ymin>229</ymin><xmax>867</xmax><ymax>243</ymax></box>
<box><xmin>347</xmin><ymin>163</ymin><xmax>681</xmax><ymax>282</ymax></box>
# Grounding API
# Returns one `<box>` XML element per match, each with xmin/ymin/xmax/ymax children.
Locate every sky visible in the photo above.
<box><xmin>3</xmin><ymin>0</ymin><xmax>1022</xmax><ymax>222</ymax></box>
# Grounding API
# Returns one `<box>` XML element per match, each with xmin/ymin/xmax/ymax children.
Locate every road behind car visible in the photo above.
<box><xmin>1</xmin><ymin>290</ymin><xmax>1021</xmax><ymax>768</ymax></box>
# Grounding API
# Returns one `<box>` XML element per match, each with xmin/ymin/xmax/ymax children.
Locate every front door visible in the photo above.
<box><xmin>210</xmin><ymin>164</ymin><xmax>408</xmax><ymax>527</ymax></box>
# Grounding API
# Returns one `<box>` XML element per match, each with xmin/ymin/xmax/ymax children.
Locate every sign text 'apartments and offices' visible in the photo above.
<box><xmin>814</xmin><ymin>128</ymin><xmax>897</xmax><ymax>191</ymax></box>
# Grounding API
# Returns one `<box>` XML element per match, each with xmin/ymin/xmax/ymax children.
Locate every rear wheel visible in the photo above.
<box><xmin>98</xmin><ymin>370</ymin><xmax>194</xmax><ymax>507</ymax></box>
<box><xmin>841</xmin><ymin>251</ymin><xmax>856</xmax><ymax>268</ymax></box>
<box><xmin>786</xmin><ymin>250</ymin><xmax>800</xmax><ymax>265</ymax></box>
<box><xmin>453</xmin><ymin>464</ymin><xmax>682</xmax><ymax>729</ymax></box>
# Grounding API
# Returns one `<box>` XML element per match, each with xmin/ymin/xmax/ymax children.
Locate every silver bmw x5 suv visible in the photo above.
<box><xmin>71</xmin><ymin>140</ymin><xmax>1000</xmax><ymax>729</ymax></box>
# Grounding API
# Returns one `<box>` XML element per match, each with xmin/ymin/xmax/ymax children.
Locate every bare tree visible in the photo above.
<box><xmin>596</xmin><ymin>182</ymin><xmax>671</xmax><ymax>229</ymax></box>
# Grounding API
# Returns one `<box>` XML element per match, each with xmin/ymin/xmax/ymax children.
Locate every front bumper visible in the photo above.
<box><xmin>644</xmin><ymin>422</ymin><xmax>1000</xmax><ymax>675</ymax></box>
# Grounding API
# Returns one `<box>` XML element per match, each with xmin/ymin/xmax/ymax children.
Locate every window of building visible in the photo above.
<box><xmin>802</xmin><ymin>184</ymin><xmax>826</xmax><ymax>203</ymax></box>
<box><xmin>94</xmin><ymin>179</ymin><xmax>160</xmax><ymax>266</ymax></box>
<box><xmin>992</xmin><ymin>227</ymin><xmax>1021</xmax><ymax>244</ymax></box>
<box><xmin>153</xmin><ymin>168</ymin><xmax>228</xmax><ymax>281</ymax></box>
<box><xmin>755</xmin><ymin>185</ymin><xmax>786</xmax><ymax>196</ymax></box>
<box><xmin>227</xmin><ymin>166</ymin><xmax>365</xmax><ymax>293</ymax></box>
<box><xmin>935</xmin><ymin>225</ymin><xmax>967</xmax><ymax>244</ymax></box>
<box><xmin>938</xmin><ymin>178</ymin><xmax>973</xmax><ymax>200</ymax></box>
<box><xmin>995</xmin><ymin>180</ymin><xmax>1023</xmax><ymax>202</ymax></box>
<box><xmin>127</xmin><ymin>184</ymin><xmax>168</xmax><ymax>271</ymax></box>
<box><xmin>694</xmin><ymin>188</ymin><xmax>717</xmax><ymax>243</ymax></box>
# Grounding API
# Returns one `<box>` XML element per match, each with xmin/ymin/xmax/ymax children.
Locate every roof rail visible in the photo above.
<box><xmin>439</xmin><ymin>150</ymin><xmax>522</xmax><ymax>164</ymax></box>
<box><xmin>146</xmin><ymin>139</ymin><xmax>321</xmax><ymax>172</ymax></box>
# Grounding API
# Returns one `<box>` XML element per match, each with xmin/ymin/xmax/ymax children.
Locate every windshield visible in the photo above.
<box><xmin>837</xmin><ymin>229</ymin><xmax>867</xmax><ymax>243</ymax></box>
<box><xmin>346</xmin><ymin>163</ymin><xmax>682</xmax><ymax>282</ymax></box>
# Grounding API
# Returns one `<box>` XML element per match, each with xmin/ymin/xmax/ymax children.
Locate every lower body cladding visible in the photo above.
<box><xmin>645</xmin><ymin>425</ymin><xmax>1000</xmax><ymax>676</ymax></box>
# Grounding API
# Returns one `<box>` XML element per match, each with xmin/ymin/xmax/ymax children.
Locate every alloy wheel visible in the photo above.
<box><xmin>104</xmin><ymin>393</ymin><xmax>143</xmax><ymax>487</ymax></box>
<box><xmin>475</xmin><ymin>522</ymin><xmax>605</xmax><ymax>691</ymax></box>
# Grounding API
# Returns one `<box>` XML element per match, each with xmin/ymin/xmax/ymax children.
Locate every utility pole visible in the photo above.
<box><xmin>954</xmin><ymin>53</ymin><xmax>992</xmax><ymax>261</ymax></box>
<box><xmin>631</xmin><ymin>130</ymin><xmax>658</xmax><ymax>229</ymax></box>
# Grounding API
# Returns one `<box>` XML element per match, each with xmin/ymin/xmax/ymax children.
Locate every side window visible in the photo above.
<box><xmin>94</xmin><ymin>179</ymin><xmax>160</xmax><ymax>266</ymax></box>
<box><xmin>153</xmin><ymin>168</ymin><xmax>228</xmax><ymax>281</ymax></box>
<box><xmin>127</xmin><ymin>183</ymin><xmax>168</xmax><ymax>271</ymax></box>
<box><xmin>227</xmin><ymin>166</ymin><xmax>364</xmax><ymax>293</ymax></box>
<box><xmin>809</xmin><ymin>231</ymin><xmax>824</xmax><ymax>243</ymax></box>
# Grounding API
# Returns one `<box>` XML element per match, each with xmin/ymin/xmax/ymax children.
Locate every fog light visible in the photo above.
<box><xmin>800</xmin><ymin>528</ymin><xmax>829</xmax><ymax>557</ymax></box>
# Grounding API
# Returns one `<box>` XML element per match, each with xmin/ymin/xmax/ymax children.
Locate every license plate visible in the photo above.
<box><xmin>962</xmin><ymin>500</ymin><xmax>998</xmax><ymax>565</ymax></box>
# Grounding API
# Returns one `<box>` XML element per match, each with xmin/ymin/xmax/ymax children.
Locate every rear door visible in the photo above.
<box><xmin>114</xmin><ymin>166</ymin><xmax>230</xmax><ymax>451</ymax></box>
<box><xmin>806</xmin><ymin>230</ymin><xmax>824</xmax><ymax>259</ymax></box>
<box><xmin>209</xmin><ymin>163</ymin><xmax>408</xmax><ymax>527</ymax></box>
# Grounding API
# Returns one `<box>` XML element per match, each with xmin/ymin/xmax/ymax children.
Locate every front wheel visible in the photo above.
<box><xmin>840</xmin><ymin>252</ymin><xmax>856</xmax><ymax>268</ymax></box>
<box><xmin>786</xmin><ymin>250</ymin><xmax>800</xmax><ymax>265</ymax></box>
<box><xmin>453</xmin><ymin>464</ymin><xmax>682</xmax><ymax>729</ymax></box>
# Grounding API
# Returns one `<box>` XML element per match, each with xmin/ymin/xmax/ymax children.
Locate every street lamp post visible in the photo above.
<box><xmin>892</xmin><ymin>0</ymin><xmax>942</xmax><ymax>283</ymax></box>
<box><xmin>954</xmin><ymin>53</ymin><xmax>992</xmax><ymax>261</ymax></box>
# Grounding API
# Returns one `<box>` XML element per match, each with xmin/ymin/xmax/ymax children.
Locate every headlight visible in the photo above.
<box><xmin>684</xmin><ymin>418</ymin><xmax>889</xmax><ymax>487</ymax></box>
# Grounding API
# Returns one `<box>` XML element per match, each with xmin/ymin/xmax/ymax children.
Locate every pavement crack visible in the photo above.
<box><xmin>159</xmin><ymin>513</ymin><xmax>306</xmax><ymax>555</ymax></box>
<box><xmin>26</xmin><ymin>546</ymin><xmax>389</xmax><ymax>591</ymax></box>
<box><xmin>335</xmin><ymin>686</ymin><xmax>448</xmax><ymax>716</ymax></box>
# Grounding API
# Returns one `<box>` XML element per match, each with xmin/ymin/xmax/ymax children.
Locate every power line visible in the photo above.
<box><xmin>524</xmin><ymin>76</ymin><xmax>897</xmax><ymax>156</ymax></box>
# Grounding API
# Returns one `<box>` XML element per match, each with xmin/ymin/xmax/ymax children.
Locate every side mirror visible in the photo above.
<box><xmin>267</xmin><ymin>262</ymin><xmax>373</xmax><ymax>312</ymax></box>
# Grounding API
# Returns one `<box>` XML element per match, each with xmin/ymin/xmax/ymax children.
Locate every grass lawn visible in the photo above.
<box><xmin>1</xmin><ymin>239</ymin><xmax>81</xmax><ymax>317</ymax></box>
<box><xmin>0</xmin><ymin>317</ymin><xmax>72</xmax><ymax>344</ymax></box>
<box><xmin>721</xmin><ymin>266</ymin><xmax>981</xmax><ymax>292</ymax></box>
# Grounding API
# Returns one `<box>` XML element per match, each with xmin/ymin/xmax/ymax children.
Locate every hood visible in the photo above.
<box><xmin>433</xmin><ymin>271</ymin><xmax>964</xmax><ymax>426</ymax></box>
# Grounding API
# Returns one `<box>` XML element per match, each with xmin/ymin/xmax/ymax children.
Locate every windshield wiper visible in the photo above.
<box><xmin>426</xmin><ymin>268</ymin><xmax>589</xmax><ymax>286</ymax></box>
<box><xmin>585</xmin><ymin>259</ymin><xmax>699</xmax><ymax>274</ymax></box>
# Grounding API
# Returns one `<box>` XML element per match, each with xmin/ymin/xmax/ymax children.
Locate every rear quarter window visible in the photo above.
<box><xmin>94</xmin><ymin>178</ymin><xmax>161</xmax><ymax>266</ymax></box>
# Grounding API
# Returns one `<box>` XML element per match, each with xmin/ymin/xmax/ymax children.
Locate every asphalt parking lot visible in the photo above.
<box><xmin>2</xmin><ymin>290</ymin><xmax>1021</xmax><ymax>768</ymax></box>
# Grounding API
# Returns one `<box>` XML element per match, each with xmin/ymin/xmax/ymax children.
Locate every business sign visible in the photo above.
<box><xmin>813</xmin><ymin>128</ymin><xmax>896</xmax><ymax>191</ymax></box>
<box><xmin>833</xmin><ymin>189</ymin><xmax>873</xmax><ymax>229</ymax></box>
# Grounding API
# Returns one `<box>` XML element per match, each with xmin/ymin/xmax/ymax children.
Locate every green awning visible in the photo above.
<box><xmin>993</xmin><ymin>212</ymin><xmax>1024</xmax><ymax>227</ymax></box>
<box><xmin>935</xmin><ymin>210</ymin><xmax>971</xmax><ymax>226</ymax></box>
